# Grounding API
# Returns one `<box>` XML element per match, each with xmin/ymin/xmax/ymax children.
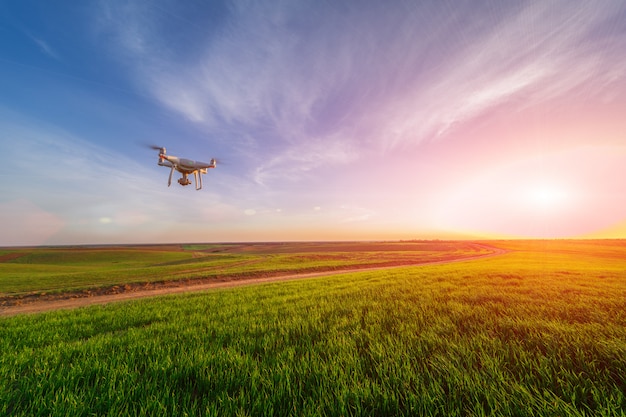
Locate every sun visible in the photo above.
<box><xmin>523</xmin><ymin>183</ymin><xmax>569</xmax><ymax>211</ymax></box>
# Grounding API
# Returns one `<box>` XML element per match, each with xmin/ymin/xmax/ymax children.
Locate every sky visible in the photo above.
<box><xmin>1</xmin><ymin>0</ymin><xmax>626</xmax><ymax>246</ymax></box>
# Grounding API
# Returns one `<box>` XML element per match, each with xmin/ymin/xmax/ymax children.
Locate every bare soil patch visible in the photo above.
<box><xmin>0</xmin><ymin>252</ymin><xmax>28</xmax><ymax>262</ymax></box>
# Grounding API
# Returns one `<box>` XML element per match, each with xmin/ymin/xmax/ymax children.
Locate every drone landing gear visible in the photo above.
<box><xmin>168</xmin><ymin>166</ymin><xmax>175</xmax><ymax>187</ymax></box>
<box><xmin>194</xmin><ymin>171</ymin><xmax>203</xmax><ymax>190</ymax></box>
<box><xmin>166</xmin><ymin>168</ymin><xmax>201</xmax><ymax>190</ymax></box>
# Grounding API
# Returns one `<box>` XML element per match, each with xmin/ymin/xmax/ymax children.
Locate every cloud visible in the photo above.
<box><xmin>252</xmin><ymin>134</ymin><xmax>358</xmax><ymax>185</ymax></box>
<box><xmin>338</xmin><ymin>205</ymin><xmax>375</xmax><ymax>224</ymax></box>
<box><xmin>94</xmin><ymin>0</ymin><xmax>626</xmax><ymax>184</ymax></box>
<box><xmin>0</xmin><ymin>119</ymin><xmax>148</xmax><ymax>200</ymax></box>
<box><xmin>10</xmin><ymin>17</ymin><xmax>62</xmax><ymax>61</ymax></box>
<box><xmin>0</xmin><ymin>110</ymin><xmax>227</xmax><ymax>244</ymax></box>
<box><xmin>363</xmin><ymin>0</ymin><xmax>626</xmax><ymax>148</ymax></box>
<box><xmin>0</xmin><ymin>199</ymin><xmax>65</xmax><ymax>246</ymax></box>
<box><xmin>28</xmin><ymin>35</ymin><xmax>61</xmax><ymax>60</ymax></box>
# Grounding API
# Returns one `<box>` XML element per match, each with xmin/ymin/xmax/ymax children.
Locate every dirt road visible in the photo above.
<box><xmin>1</xmin><ymin>245</ymin><xmax>507</xmax><ymax>317</ymax></box>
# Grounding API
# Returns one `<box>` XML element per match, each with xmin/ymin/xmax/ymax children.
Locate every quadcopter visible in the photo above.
<box><xmin>149</xmin><ymin>146</ymin><xmax>217</xmax><ymax>190</ymax></box>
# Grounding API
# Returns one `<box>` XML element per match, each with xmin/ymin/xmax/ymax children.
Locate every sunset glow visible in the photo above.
<box><xmin>524</xmin><ymin>183</ymin><xmax>570</xmax><ymax>212</ymax></box>
<box><xmin>1</xmin><ymin>0</ymin><xmax>625</xmax><ymax>245</ymax></box>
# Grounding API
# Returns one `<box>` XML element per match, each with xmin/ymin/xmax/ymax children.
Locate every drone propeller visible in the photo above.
<box><xmin>138</xmin><ymin>142</ymin><xmax>166</xmax><ymax>153</ymax></box>
<box><xmin>148</xmin><ymin>144</ymin><xmax>166</xmax><ymax>153</ymax></box>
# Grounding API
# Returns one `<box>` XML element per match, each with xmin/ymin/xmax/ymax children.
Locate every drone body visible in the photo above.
<box><xmin>152</xmin><ymin>146</ymin><xmax>216</xmax><ymax>190</ymax></box>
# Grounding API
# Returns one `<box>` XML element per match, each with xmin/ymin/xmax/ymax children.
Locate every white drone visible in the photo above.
<box><xmin>150</xmin><ymin>146</ymin><xmax>217</xmax><ymax>190</ymax></box>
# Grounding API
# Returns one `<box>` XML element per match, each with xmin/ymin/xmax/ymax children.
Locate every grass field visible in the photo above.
<box><xmin>1</xmin><ymin>240</ymin><xmax>625</xmax><ymax>416</ymax></box>
<box><xmin>0</xmin><ymin>241</ymin><xmax>491</xmax><ymax>295</ymax></box>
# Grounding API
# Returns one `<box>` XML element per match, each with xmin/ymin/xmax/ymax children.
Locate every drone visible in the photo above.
<box><xmin>149</xmin><ymin>146</ymin><xmax>217</xmax><ymax>190</ymax></box>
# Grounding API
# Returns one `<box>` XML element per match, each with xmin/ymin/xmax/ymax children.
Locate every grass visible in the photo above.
<box><xmin>0</xmin><ymin>240</ymin><xmax>625</xmax><ymax>416</ymax></box>
<box><xmin>0</xmin><ymin>241</ymin><xmax>490</xmax><ymax>295</ymax></box>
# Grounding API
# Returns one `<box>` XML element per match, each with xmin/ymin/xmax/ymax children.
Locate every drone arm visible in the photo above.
<box><xmin>159</xmin><ymin>159</ymin><xmax>174</xmax><ymax>167</ymax></box>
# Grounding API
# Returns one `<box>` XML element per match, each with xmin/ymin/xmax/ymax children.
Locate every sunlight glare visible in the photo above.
<box><xmin>523</xmin><ymin>183</ymin><xmax>569</xmax><ymax>211</ymax></box>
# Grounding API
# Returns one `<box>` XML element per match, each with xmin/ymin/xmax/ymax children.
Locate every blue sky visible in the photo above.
<box><xmin>1</xmin><ymin>0</ymin><xmax>626</xmax><ymax>245</ymax></box>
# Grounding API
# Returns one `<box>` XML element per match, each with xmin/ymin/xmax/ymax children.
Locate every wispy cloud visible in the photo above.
<box><xmin>252</xmin><ymin>134</ymin><xmax>358</xmax><ymax>185</ymax></box>
<box><xmin>14</xmin><ymin>21</ymin><xmax>62</xmax><ymax>61</ymax></box>
<box><xmin>0</xmin><ymin>110</ymin><xmax>232</xmax><ymax>243</ymax></box>
<box><xmin>337</xmin><ymin>204</ymin><xmax>376</xmax><ymax>224</ymax></box>
<box><xmin>5</xmin><ymin>0</ymin><xmax>625</xmax><ymax>245</ymax></box>
<box><xmin>362</xmin><ymin>0</ymin><xmax>626</xmax><ymax>147</ymax></box>
<box><xmin>28</xmin><ymin>35</ymin><xmax>61</xmax><ymax>61</ymax></box>
<box><xmin>95</xmin><ymin>0</ymin><xmax>626</xmax><ymax>184</ymax></box>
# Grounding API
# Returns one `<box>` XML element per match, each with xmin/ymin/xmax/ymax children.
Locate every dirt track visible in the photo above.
<box><xmin>0</xmin><ymin>245</ymin><xmax>507</xmax><ymax>317</ymax></box>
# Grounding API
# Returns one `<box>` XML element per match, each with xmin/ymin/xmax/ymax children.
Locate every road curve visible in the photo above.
<box><xmin>1</xmin><ymin>244</ymin><xmax>508</xmax><ymax>317</ymax></box>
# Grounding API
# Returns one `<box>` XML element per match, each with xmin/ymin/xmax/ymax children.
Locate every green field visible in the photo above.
<box><xmin>1</xmin><ymin>240</ymin><xmax>625</xmax><ymax>416</ymax></box>
<box><xmin>0</xmin><ymin>241</ymin><xmax>491</xmax><ymax>296</ymax></box>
